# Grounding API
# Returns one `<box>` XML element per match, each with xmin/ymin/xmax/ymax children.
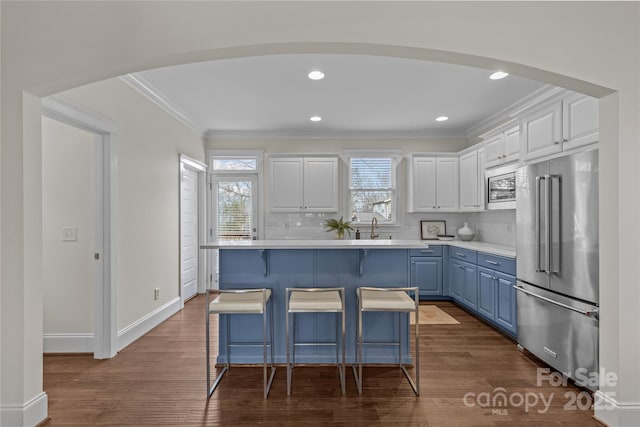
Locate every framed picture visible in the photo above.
<box><xmin>420</xmin><ymin>220</ymin><xmax>446</xmax><ymax>240</ymax></box>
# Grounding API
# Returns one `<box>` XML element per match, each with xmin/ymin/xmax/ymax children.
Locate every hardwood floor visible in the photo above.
<box><xmin>43</xmin><ymin>296</ymin><xmax>601</xmax><ymax>426</ymax></box>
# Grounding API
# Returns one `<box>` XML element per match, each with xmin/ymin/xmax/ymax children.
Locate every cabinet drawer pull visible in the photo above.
<box><xmin>486</xmin><ymin>260</ymin><xmax>499</xmax><ymax>265</ymax></box>
<box><xmin>456</xmin><ymin>253</ymin><xmax>466</xmax><ymax>257</ymax></box>
<box><xmin>420</xmin><ymin>250</ymin><xmax>434</xmax><ymax>253</ymax></box>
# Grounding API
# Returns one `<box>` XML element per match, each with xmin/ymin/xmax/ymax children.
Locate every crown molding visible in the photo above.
<box><xmin>465</xmin><ymin>85</ymin><xmax>567</xmax><ymax>139</ymax></box>
<box><xmin>119</xmin><ymin>73</ymin><xmax>206</xmax><ymax>137</ymax></box>
<box><xmin>204</xmin><ymin>129</ymin><xmax>467</xmax><ymax>141</ymax></box>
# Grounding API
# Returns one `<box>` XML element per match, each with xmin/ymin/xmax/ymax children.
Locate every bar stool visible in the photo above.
<box><xmin>285</xmin><ymin>287</ymin><xmax>346</xmax><ymax>395</ymax></box>
<box><xmin>352</xmin><ymin>286</ymin><xmax>420</xmax><ymax>396</ymax></box>
<box><xmin>206</xmin><ymin>288</ymin><xmax>276</xmax><ymax>398</ymax></box>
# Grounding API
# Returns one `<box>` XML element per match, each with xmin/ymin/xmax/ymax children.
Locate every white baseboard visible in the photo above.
<box><xmin>594</xmin><ymin>391</ymin><xmax>640</xmax><ymax>427</ymax></box>
<box><xmin>117</xmin><ymin>297</ymin><xmax>181</xmax><ymax>351</ymax></box>
<box><xmin>0</xmin><ymin>392</ymin><xmax>48</xmax><ymax>427</ymax></box>
<box><xmin>43</xmin><ymin>333</ymin><xmax>94</xmax><ymax>353</ymax></box>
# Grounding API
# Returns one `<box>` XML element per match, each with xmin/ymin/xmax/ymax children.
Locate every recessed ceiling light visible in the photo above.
<box><xmin>308</xmin><ymin>70</ymin><xmax>325</xmax><ymax>80</ymax></box>
<box><xmin>435</xmin><ymin>116</ymin><xmax>449</xmax><ymax>122</ymax></box>
<box><xmin>310</xmin><ymin>116</ymin><xmax>322</xmax><ymax>122</ymax></box>
<box><xmin>489</xmin><ymin>71</ymin><xmax>509</xmax><ymax>80</ymax></box>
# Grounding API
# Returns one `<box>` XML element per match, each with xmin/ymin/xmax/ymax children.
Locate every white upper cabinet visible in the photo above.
<box><xmin>410</xmin><ymin>157</ymin><xmax>436</xmax><ymax>211</ymax></box>
<box><xmin>483</xmin><ymin>125</ymin><xmax>520</xmax><ymax>168</ymax></box>
<box><xmin>303</xmin><ymin>158</ymin><xmax>338</xmax><ymax>211</ymax></box>
<box><xmin>562</xmin><ymin>93</ymin><xmax>599</xmax><ymax>150</ymax></box>
<box><xmin>503</xmin><ymin>126</ymin><xmax>520</xmax><ymax>163</ymax></box>
<box><xmin>269</xmin><ymin>157</ymin><xmax>338</xmax><ymax>212</ymax></box>
<box><xmin>435</xmin><ymin>157</ymin><xmax>459</xmax><ymax>211</ymax></box>
<box><xmin>459</xmin><ymin>147</ymin><xmax>485</xmax><ymax>212</ymax></box>
<box><xmin>520</xmin><ymin>93</ymin><xmax>598</xmax><ymax>162</ymax></box>
<box><xmin>407</xmin><ymin>156</ymin><xmax>458</xmax><ymax>212</ymax></box>
<box><xmin>521</xmin><ymin>100</ymin><xmax>563</xmax><ymax>160</ymax></box>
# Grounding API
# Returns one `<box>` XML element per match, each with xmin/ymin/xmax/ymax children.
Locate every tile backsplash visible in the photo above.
<box><xmin>264</xmin><ymin>210</ymin><xmax>516</xmax><ymax>247</ymax></box>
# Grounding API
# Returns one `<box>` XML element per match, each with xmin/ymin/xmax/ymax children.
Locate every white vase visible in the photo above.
<box><xmin>457</xmin><ymin>222</ymin><xmax>475</xmax><ymax>241</ymax></box>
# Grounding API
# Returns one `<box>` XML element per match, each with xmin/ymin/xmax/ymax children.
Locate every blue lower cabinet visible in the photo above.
<box><xmin>217</xmin><ymin>248</ymin><xmax>413</xmax><ymax>365</ymax></box>
<box><xmin>462</xmin><ymin>262</ymin><xmax>478</xmax><ymax>311</ymax></box>
<box><xmin>449</xmin><ymin>259</ymin><xmax>465</xmax><ymax>302</ymax></box>
<box><xmin>477</xmin><ymin>267</ymin><xmax>496</xmax><ymax>320</ymax></box>
<box><xmin>495</xmin><ymin>271</ymin><xmax>517</xmax><ymax>335</ymax></box>
<box><xmin>476</xmin><ymin>267</ymin><xmax>517</xmax><ymax>336</ymax></box>
<box><xmin>410</xmin><ymin>256</ymin><xmax>443</xmax><ymax>299</ymax></box>
<box><xmin>449</xmin><ymin>250</ymin><xmax>517</xmax><ymax>338</ymax></box>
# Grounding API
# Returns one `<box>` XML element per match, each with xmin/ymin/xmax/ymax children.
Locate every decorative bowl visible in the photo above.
<box><xmin>436</xmin><ymin>234</ymin><xmax>455</xmax><ymax>241</ymax></box>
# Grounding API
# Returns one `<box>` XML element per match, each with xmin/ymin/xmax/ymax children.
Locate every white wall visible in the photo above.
<box><xmin>1</xmin><ymin>2</ymin><xmax>638</xmax><ymax>426</ymax></box>
<box><xmin>42</xmin><ymin>117</ymin><xmax>96</xmax><ymax>335</ymax></box>
<box><xmin>54</xmin><ymin>78</ymin><xmax>205</xmax><ymax>332</ymax></box>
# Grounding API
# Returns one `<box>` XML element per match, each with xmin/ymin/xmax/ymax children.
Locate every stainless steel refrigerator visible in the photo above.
<box><xmin>515</xmin><ymin>149</ymin><xmax>599</xmax><ymax>388</ymax></box>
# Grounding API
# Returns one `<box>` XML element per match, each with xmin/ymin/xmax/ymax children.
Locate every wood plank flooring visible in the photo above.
<box><xmin>43</xmin><ymin>296</ymin><xmax>601</xmax><ymax>426</ymax></box>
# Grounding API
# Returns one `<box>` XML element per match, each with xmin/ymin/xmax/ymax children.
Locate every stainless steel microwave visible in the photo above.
<box><xmin>485</xmin><ymin>164</ymin><xmax>517</xmax><ymax>210</ymax></box>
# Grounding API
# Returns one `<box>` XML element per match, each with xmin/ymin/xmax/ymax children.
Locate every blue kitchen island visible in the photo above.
<box><xmin>201</xmin><ymin>240</ymin><xmax>432</xmax><ymax>365</ymax></box>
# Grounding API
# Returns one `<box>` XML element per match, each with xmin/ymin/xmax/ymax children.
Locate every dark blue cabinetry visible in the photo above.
<box><xmin>218</xmin><ymin>248</ymin><xmax>412</xmax><ymax>365</ymax></box>
<box><xmin>450</xmin><ymin>258</ymin><xmax>477</xmax><ymax>310</ymax></box>
<box><xmin>410</xmin><ymin>245</ymin><xmax>444</xmax><ymax>299</ymax></box>
<box><xmin>448</xmin><ymin>249</ymin><xmax>517</xmax><ymax>337</ymax></box>
<box><xmin>216</xmin><ymin>245</ymin><xmax>517</xmax><ymax>365</ymax></box>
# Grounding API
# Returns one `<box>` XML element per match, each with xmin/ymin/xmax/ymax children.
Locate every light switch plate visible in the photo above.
<box><xmin>62</xmin><ymin>227</ymin><xmax>78</xmax><ymax>242</ymax></box>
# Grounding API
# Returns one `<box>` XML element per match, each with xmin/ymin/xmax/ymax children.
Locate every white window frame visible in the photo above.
<box><xmin>342</xmin><ymin>149</ymin><xmax>402</xmax><ymax>226</ymax></box>
<box><xmin>206</xmin><ymin>150</ymin><xmax>264</xmax><ymax>240</ymax></box>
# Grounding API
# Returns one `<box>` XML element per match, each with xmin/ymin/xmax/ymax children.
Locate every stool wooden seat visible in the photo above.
<box><xmin>286</xmin><ymin>287</ymin><xmax>346</xmax><ymax>395</ymax></box>
<box><xmin>206</xmin><ymin>288</ymin><xmax>276</xmax><ymax>398</ymax></box>
<box><xmin>352</xmin><ymin>286</ymin><xmax>420</xmax><ymax>396</ymax></box>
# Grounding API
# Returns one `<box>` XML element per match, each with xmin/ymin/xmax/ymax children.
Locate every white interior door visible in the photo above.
<box><xmin>181</xmin><ymin>166</ymin><xmax>199</xmax><ymax>302</ymax></box>
<box><xmin>42</xmin><ymin>116</ymin><xmax>99</xmax><ymax>353</ymax></box>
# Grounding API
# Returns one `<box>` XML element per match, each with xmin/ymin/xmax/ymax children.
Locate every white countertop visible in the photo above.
<box><xmin>201</xmin><ymin>239</ymin><xmax>516</xmax><ymax>257</ymax></box>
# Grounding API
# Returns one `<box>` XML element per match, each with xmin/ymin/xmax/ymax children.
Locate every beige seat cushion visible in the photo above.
<box><xmin>359</xmin><ymin>289</ymin><xmax>416</xmax><ymax>312</ymax></box>
<box><xmin>209</xmin><ymin>289</ymin><xmax>271</xmax><ymax>314</ymax></box>
<box><xmin>288</xmin><ymin>290</ymin><xmax>343</xmax><ymax>311</ymax></box>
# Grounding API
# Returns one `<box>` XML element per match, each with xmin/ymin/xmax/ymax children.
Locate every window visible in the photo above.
<box><xmin>212</xmin><ymin>157</ymin><xmax>257</xmax><ymax>171</ymax></box>
<box><xmin>208</xmin><ymin>152</ymin><xmax>261</xmax><ymax>240</ymax></box>
<box><xmin>213</xmin><ymin>176</ymin><xmax>257</xmax><ymax>240</ymax></box>
<box><xmin>348</xmin><ymin>156</ymin><xmax>397</xmax><ymax>225</ymax></box>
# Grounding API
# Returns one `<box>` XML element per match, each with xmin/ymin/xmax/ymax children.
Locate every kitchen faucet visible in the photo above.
<box><xmin>370</xmin><ymin>217</ymin><xmax>379</xmax><ymax>240</ymax></box>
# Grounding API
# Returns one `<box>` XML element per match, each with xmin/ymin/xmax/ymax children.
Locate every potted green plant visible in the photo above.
<box><xmin>324</xmin><ymin>216</ymin><xmax>354</xmax><ymax>240</ymax></box>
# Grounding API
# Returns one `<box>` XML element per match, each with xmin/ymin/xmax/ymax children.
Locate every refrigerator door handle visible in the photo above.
<box><xmin>535</xmin><ymin>175</ymin><xmax>549</xmax><ymax>273</ymax></box>
<box><xmin>535</xmin><ymin>176</ymin><xmax>546</xmax><ymax>273</ymax></box>
<box><xmin>514</xmin><ymin>285</ymin><xmax>599</xmax><ymax>318</ymax></box>
<box><xmin>544</xmin><ymin>174</ymin><xmax>552</xmax><ymax>274</ymax></box>
<box><xmin>549</xmin><ymin>175</ymin><xmax>561</xmax><ymax>274</ymax></box>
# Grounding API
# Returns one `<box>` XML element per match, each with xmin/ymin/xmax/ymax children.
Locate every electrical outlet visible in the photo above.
<box><xmin>154</xmin><ymin>288</ymin><xmax>160</xmax><ymax>300</ymax></box>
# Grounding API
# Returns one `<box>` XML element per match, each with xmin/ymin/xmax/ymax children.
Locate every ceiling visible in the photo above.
<box><xmin>136</xmin><ymin>54</ymin><xmax>547</xmax><ymax>139</ymax></box>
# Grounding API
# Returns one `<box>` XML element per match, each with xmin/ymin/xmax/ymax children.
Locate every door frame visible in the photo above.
<box><xmin>41</xmin><ymin>97</ymin><xmax>119</xmax><ymax>359</ymax></box>
<box><xmin>179</xmin><ymin>154</ymin><xmax>208</xmax><ymax>307</ymax></box>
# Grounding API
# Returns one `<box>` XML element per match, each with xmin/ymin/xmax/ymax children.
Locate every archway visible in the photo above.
<box><xmin>2</xmin><ymin>3</ymin><xmax>636</xmax><ymax>426</ymax></box>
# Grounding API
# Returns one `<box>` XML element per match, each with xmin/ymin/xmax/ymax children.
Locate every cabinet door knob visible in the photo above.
<box><xmin>563</xmin><ymin>138</ymin><xmax>568</xmax><ymax>143</ymax></box>
<box><xmin>554</xmin><ymin>141</ymin><xmax>561</xmax><ymax>145</ymax></box>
